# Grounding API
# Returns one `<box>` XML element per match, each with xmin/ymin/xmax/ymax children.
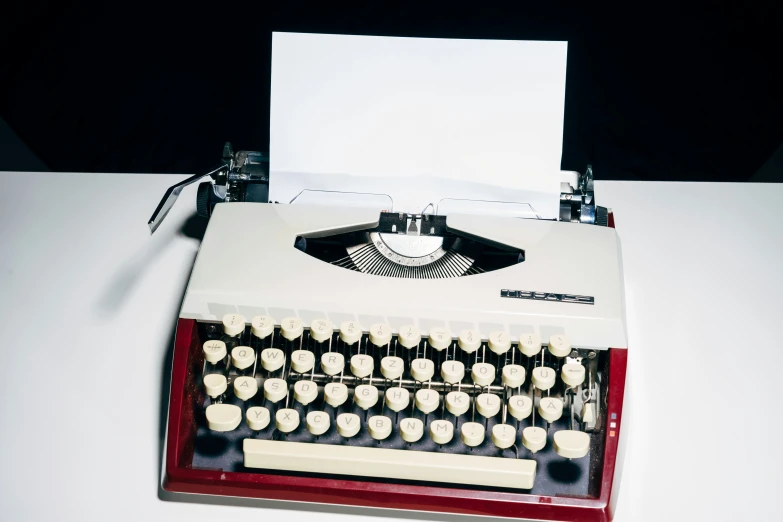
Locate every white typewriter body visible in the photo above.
<box><xmin>181</xmin><ymin>202</ymin><xmax>627</xmax><ymax>350</ymax></box>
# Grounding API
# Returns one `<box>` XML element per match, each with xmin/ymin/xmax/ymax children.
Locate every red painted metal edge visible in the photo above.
<box><xmin>164</xmin><ymin>319</ymin><xmax>628</xmax><ymax>522</ymax></box>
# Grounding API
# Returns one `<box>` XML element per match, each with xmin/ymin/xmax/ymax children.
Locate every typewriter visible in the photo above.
<box><xmin>151</xmin><ymin>144</ymin><xmax>628</xmax><ymax>521</ymax></box>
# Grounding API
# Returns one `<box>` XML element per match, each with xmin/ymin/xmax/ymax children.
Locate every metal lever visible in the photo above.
<box><xmin>147</xmin><ymin>165</ymin><xmax>226</xmax><ymax>233</ymax></box>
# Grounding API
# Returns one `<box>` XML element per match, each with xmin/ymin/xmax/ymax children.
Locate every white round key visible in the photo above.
<box><xmin>384</xmin><ymin>387</ymin><xmax>410</xmax><ymax>412</ymax></box>
<box><xmin>488</xmin><ymin>331</ymin><xmax>511</xmax><ymax>354</ymax></box>
<box><xmin>492</xmin><ymin>424</ymin><xmax>516</xmax><ymax>449</ymax></box>
<box><xmin>458</xmin><ymin>329</ymin><xmax>481</xmax><ymax>353</ymax></box>
<box><xmin>508</xmin><ymin>395</ymin><xmax>533</xmax><ymax>420</ymax></box>
<box><xmin>518</xmin><ymin>333</ymin><xmax>542</xmax><ymax>357</ymax></box>
<box><xmin>430</xmin><ymin>419</ymin><xmax>454</xmax><ymax>444</ymax></box>
<box><xmin>309</xmin><ymin>319</ymin><xmax>333</xmax><ymax>342</ymax></box>
<box><xmin>233</xmin><ymin>376</ymin><xmax>258</xmax><ymax>401</ymax></box>
<box><xmin>251</xmin><ymin>315</ymin><xmax>275</xmax><ymax>339</ymax></box>
<box><xmin>260</xmin><ymin>348</ymin><xmax>285</xmax><ymax>372</ymax></box>
<box><xmin>324</xmin><ymin>382</ymin><xmax>348</xmax><ymax>407</ymax></box>
<box><xmin>353</xmin><ymin>384</ymin><xmax>379</xmax><ymax>410</ymax></box>
<box><xmin>562</xmin><ymin>363</ymin><xmax>586</xmax><ymax>387</ymax></box>
<box><xmin>246</xmin><ymin>406</ymin><xmax>270</xmax><ymax>431</ymax></box>
<box><xmin>476</xmin><ymin>393</ymin><xmax>501</xmax><ymax>418</ymax></box>
<box><xmin>291</xmin><ymin>350</ymin><xmax>315</xmax><ymax>373</ymax></box>
<box><xmin>336</xmin><ymin>413</ymin><xmax>361</xmax><ymax>438</ymax></box>
<box><xmin>350</xmin><ymin>354</ymin><xmax>374</xmax><ymax>378</ymax></box>
<box><xmin>275</xmin><ymin>408</ymin><xmax>300</xmax><ymax>433</ymax></box>
<box><xmin>445</xmin><ymin>391</ymin><xmax>470</xmax><ymax>416</ymax></box>
<box><xmin>320</xmin><ymin>352</ymin><xmax>345</xmax><ymax>376</ymax></box>
<box><xmin>554</xmin><ymin>430</ymin><xmax>591</xmax><ymax>459</ymax></box>
<box><xmin>548</xmin><ymin>334</ymin><xmax>571</xmax><ymax>358</ymax></box>
<box><xmin>410</xmin><ymin>358</ymin><xmax>435</xmax><ymax>382</ymax></box>
<box><xmin>531</xmin><ymin>366</ymin><xmax>556</xmax><ymax>390</ymax></box>
<box><xmin>369</xmin><ymin>323</ymin><xmax>393</xmax><ymax>347</ymax></box>
<box><xmin>502</xmin><ymin>364</ymin><xmax>526</xmax><ymax>388</ymax></box>
<box><xmin>263</xmin><ymin>378</ymin><xmax>287</xmax><ymax>403</ymax></box>
<box><xmin>231</xmin><ymin>346</ymin><xmax>255</xmax><ymax>370</ymax></box>
<box><xmin>397</xmin><ymin>324</ymin><xmax>421</xmax><ymax>349</ymax></box>
<box><xmin>203</xmin><ymin>374</ymin><xmax>227</xmax><ymax>398</ymax></box>
<box><xmin>539</xmin><ymin>397</ymin><xmax>564</xmax><ymax>422</ymax></box>
<box><xmin>415</xmin><ymin>389</ymin><xmax>440</xmax><ymax>414</ymax></box>
<box><xmin>203</xmin><ymin>340</ymin><xmax>227</xmax><ymax>364</ymax></box>
<box><xmin>306</xmin><ymin>411</ymin><xmax>330</xmax><ymax>436</ymax></box>
<box><xmin>461</xmin><ymin>422</ymin><xmax>485</xmax><ymax>447</ymax></box>
<box><xmin>368</xmin><ymin>415</ymin><xmax>393</xmax><ymax>440</ymax></box>
<box><xmin>399</xmin><ymin>418</ymin><xmax>424</xmax><ymax>443</ymax></box>
<box><xmin>380</xmin><ymin>356</ymin><xmax>404</xmax><ymax>380</ymax></box>
<box><xmin>280</xmin><ymin>317</ymin><xmax>304</xmax><ymax>341</ymax></box>
<box><xmin>428</xmin><ymin>327</ymin><xmax>451</xmax><ymax>351</ymax></box>
<box><xmin>522</xmin><ymin>426</ymin><xmax>547</xmax><ymax>453</ymax></box>
<box><xmin>222</xmin><ymin>314</ymin><xmax>245</xmax><ymax>336</ymax></box>
<box><xmin>471</xmin><ymin>363</ymin><xmax>496</xmax><ymax>386</ymax></box>
<box><xmin>441</xmin><ymin>360</ymin><xmax>465</xmax><ymax>384</ymax></box>
<box><xmin>339</xmin><ymin>321</ymin><xmax>362</xmax><ymax>345</ymax></box>
<box><xmin>206</xmin><ymin>404</ymin><xmax>242</xmax><ymax>432</ymax></box>
<box><xmin>294</xmin><ymin>380</ymin><xmax>318</xmax><ymax>405</ymax></box>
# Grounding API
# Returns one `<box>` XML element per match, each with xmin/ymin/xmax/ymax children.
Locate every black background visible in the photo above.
<box><xmin>1</xmin><ymin>2</ymin><xmax>781</xmax><ymax>181</ymax></box>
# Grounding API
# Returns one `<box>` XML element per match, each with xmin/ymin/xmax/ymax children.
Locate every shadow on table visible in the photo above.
<box><xmin>95</xmin><ymin>213</ymin><xmax>207</xmax><ymax>318</ymax></box>
<box><xmin>158</xmin><ymin>486</ymin><xmax>504</xmax><ymax>522</ymax></box>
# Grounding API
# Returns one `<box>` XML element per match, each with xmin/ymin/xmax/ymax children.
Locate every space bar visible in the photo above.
<box><xmin>243</xmin><ymin>439</ymin><xmax>536</xmax><ymax>489</ymax></box>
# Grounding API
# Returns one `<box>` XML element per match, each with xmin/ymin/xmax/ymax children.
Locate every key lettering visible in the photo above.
<box><xmin>313</xmin><ymin>414</ymin><xmax>322</xmax><ymax>423</ymax></box>
<box><xmin>389</xmin><ymin>359</ymin><xmax>397</xmax><ymax>367</ymax></box>
<box><xmin>361</xmin><ymin>388</ymin><xmax>370</xmax><ymax>396</ymax></box>
<box><xmin>254</xmin><ymin>410</ymin><xmax>265</xmax><ymax>418</ymax></box>
<box><xmin>454</xmin><ymin>394</ymin><xmax>464</xmax><ymax>403</ymax></box>
<box><xmin>328</xmin><ymin>355</ymin><xmax>336</xmax><ymax>363</ymax></box>
<box><xmin>434</xmin><ymin>422</ymin><xmax>447</xmax><ymax>432</ymax></box>
<box><xmin>239</xmin><ymin>349</ymin><xmax>247</xmax><ymax>357</ymax></box>
<box><xmin>267</xmin><ymin>351</ymin><xmax>279</xmax><ymax>359</ymax></box>
<box><xmin>301</xmin><ymin>383</ymin><xmax>310</xmax><ymax>391</ymax></box>
<box><xmin>479</xmin><ymin>366</ymin><xmax>488</xmax><ymax>374</ymax></box>
<box><xmin>405</xmin><ymin>421</ymin><xmax>416</xmax><ymax>430</ymax></box>
<box><xmin>240</xmin><ymin>380</ymin><xmax>249</xmax><ymax>388</ymax></box>
<box><xmin>271</xmin><ymin>382</ymin><xmax>279</xmax><ymax>390</ymax></box>
<box><xmin>375</xmin><ymin>419</ymin><xmax>385</xmax><ymax>428</ymax></box>
<box><xmin>392</xmin><ymin>390</ymin><xmax>401</xmax><ymax>399</ymax></box>
<box><xmin>283</xmin><ymin>412</ymin><xmax>291</xmax><ymax>420</ymax></box>
<box><xmin>298</xmin><ymin>353</ymin><xmax>307</xmax><ymax>361</ymax></box>
<box><xmin>345</xmin><ymin>416</ymin><xmax>354</xmax><ymax>425</ymax></box>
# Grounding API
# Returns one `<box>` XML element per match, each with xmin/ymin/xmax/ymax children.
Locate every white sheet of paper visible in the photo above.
<box><xmin>270</xmin><ymin>32</ymin><xmax>568</xmax><ymax>217</ymax></box>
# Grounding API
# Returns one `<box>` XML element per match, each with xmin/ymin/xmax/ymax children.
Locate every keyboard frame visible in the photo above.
<box><xmin>163</xmin><ymin>317</ymin><xmax>627</xmax><ymax>522</ymax></box>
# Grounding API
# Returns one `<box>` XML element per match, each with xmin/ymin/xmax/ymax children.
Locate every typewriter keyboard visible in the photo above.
<box><xmin>191</xmin><ymin>314</ymin><xmax>607</xmax><ymax>495</ymax></box>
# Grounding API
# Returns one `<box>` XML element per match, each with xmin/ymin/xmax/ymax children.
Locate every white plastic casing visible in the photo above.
<box><xmin>181</xmin><ymin>203</ymin><xmax>627</xmax><ymax>350</ymax></box>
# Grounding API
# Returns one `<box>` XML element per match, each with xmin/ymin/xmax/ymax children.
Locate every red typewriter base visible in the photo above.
<box><xmin>163</xmin><ymin>318</ymin><xmax>628</xmax><ymax>522</ymax></box>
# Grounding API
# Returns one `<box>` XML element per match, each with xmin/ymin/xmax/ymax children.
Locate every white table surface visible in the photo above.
<box><xmin>0</xmin><ymin>172</ymin><xmax>781</xmax><ymax>522</ymax></box>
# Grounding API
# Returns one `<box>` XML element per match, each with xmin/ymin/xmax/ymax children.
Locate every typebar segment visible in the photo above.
<box><xmin>243</xmin><ymin>439</ymin><xmax>536</xmax><ymax>489</ymax></box>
